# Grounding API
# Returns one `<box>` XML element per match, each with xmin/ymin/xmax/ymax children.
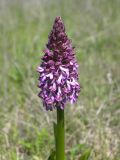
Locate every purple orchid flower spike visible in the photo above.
<box><xmin>37</xmin><ymin>16</ymin><xmax>80</xmax><ymax>111</ymax></box>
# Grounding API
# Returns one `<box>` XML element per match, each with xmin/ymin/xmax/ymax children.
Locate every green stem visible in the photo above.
<box><xmin>56</xmin><ymin>108</ymin><xmax>65</xmax><ymax>160</ymax></box>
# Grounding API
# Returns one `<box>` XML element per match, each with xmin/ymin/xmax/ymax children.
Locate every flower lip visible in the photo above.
<box><xmin>57</xmin><ymin>74</ymin><xmax>63</xmax><ymax>84</ymax></box>
<box><xmin>45</xmin><ymin>96</ymin><xmax>54</xmax><ymax>104</ymax></box>
<box><xmin>50</xmin><ymin>82</ymin><xmax>56</xmax><ymax>91</ymax></box>
<box><xmin>46</xmin><ymin>73</ymin><xmax>53</xmax><ymax>79</ymax></box>
<box><xmin>37</xmin><ymin>66</ymin><xmax>44</xmax><ymax>73</ymax></box>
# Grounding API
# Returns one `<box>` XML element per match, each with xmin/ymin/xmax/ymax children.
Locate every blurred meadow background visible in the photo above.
<box><xmin>0</xmin><ymin>0</ymin><xmax>120</xmax><ymax>159</ymax></box>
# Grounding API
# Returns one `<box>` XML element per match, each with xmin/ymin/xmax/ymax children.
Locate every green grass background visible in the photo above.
<box><xmin>0</xmin><ymin>0</ymin><xmax>120</xmax><ymax>159</ymax></box>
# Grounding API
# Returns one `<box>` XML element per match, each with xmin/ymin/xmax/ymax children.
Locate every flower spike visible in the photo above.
<box><xmin>37</xmin><ymin>17</ymin><xmax>80</xmax><ymax>110</ymax></box>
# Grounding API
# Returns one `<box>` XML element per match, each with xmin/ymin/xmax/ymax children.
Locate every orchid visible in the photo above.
<box><xmin>37</xmin><ymin>17</ymin><xmax>80</xmax><ymax>160</ymax></box>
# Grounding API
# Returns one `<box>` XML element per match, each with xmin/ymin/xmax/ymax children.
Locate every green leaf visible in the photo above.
<box><xmin>79</xmin><ymin>149</ymin><xmax>91</xmax><ymax>160</ymax></box>
<box><xmin>48</xmin><ymin>150</ymin><xmax>56</xmax><ymax>160</ymax></box>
